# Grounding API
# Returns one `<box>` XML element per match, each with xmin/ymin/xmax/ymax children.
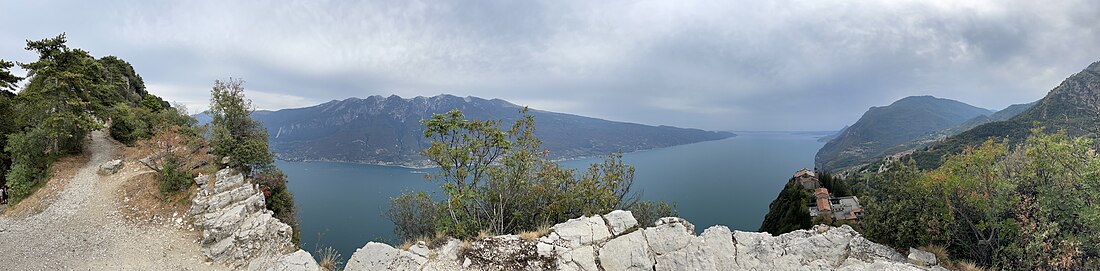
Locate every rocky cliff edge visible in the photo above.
<box><xmin>346</xmin><ymin>210</ymin><xmax>945</xmax><ymax>271</ymax></box>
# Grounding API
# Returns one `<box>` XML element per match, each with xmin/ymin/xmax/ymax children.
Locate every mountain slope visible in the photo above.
<box><xmin>815</xmin><ymin>96</ymin><xmax>992</xmax><ymax>171</ymax></box>
<box><xmin>910</xmin><ymin>60</ymin><xmax>1100</xmax><ymax>169</ymax></box>
<box><xmin>248</xmin><ymin>95</ymin><xmax>734</xmax><ymax>167</ymax></box>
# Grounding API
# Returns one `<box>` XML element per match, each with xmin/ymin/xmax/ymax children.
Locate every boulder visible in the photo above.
<box><xmin>98</xmin><ymin>159</ymin><xmax>123</xmax><ymax>175</ymax></box>
<box><xmin>598</xmin><ymin>230</ymin><xmax>654</xmax><ymax>271</ymax></box>
<box><xmin>908</xmin><ymin>247</ymin><xmax>938</xmax><ymax>267</ymax></box>
<box><xmin>259</xmin><ymin>250</ymin><xmax>321</xmax><ymax>271</ymax></box>
<box><xmin>547</xmin><ymin>215</ymin><xmax>611</xmax><ymax>248</ymax></box>
<box><xmin>345</xmin><ymin>242</ymin><xmax>426</xmax><ymax>271</ymax></box>
<box><xmin>604</xmin><ymin>210</ymin><xmax>638</xmax><ymax>236</ymax></box>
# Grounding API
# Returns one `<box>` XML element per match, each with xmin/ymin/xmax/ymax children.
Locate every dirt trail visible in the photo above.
<box><xmin>0</xmin><ymin>131</ymin><xmax>230</xmax><ymax>271</ymax></box>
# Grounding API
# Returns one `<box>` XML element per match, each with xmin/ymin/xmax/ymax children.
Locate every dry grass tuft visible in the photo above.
<box><xmin>919</xmin><ymin>244</ymin><xmax>950</xmax><ymax>264</ymax></box>
<box><xmin>518</xmin><ymin>225</ymin><xmax>551</xmax><ymax>241</ymax></box>
<box><xmin>954</xmin><ymin>260</ymin><xmax>986</xmax><ymax>271</ymax></box>
<box><xmin>316</xmin><ymin>246</ymin><xmax>343</xmax><ymax>271</ymax></box>
<box><xmin>477</xmin><ymin>229</ymin><xmax>491</xmax><ymax>240</ymax></box>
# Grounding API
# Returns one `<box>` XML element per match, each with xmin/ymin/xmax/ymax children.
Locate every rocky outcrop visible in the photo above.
<box><xmin>345</xmin><ymin>210</ymin><xmax>945</xmax><ymax>271</ymax></box>
<box><xmin>188</xmin><ymin>168</ymin><xmax>302</xmax><ymax>269</ymax></box>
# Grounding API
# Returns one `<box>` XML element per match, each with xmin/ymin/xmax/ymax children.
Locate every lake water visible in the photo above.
<box><xmin>281</xmin><ymin>131</ymin><xmax>826</xmax><ymax>262</ymax></box>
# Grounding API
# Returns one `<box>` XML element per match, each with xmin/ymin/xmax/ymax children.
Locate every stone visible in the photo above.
<box><xmin>345</xmin><ymin>242</ymin><xmax>425</xmax><ymax>271</ymax></box>
<box><xmin>604</xmin><ymin>210</ymin><xmax>638</xmax><ymax>236</ymax></box>
<box><xmin>261</xmin><ymin>250</ymin><xmax>321</xmax><ymax>271</ymax></box>
<box><xmin>908</xmin><ymin>247</ymin><xmax>938</xmax><ymax>267</ymax></box>
<box><xmin>598</xmin><ymin>230</ymin><xmax>653</xmax><ymax>271</ymax></box>
<box><xmin>548</xmin><ymin>215</ymin><xmax>611</xmax><ymax>248</ymax></box>
<box><xmin>98</xmin><ymin>159</ymin><xmax>123</xmax><ymax>175</ymax></box>
<box><xmin>435</xmin><ymin>238</ymin><xmax>463</xmax><ymax>262</ymax></box>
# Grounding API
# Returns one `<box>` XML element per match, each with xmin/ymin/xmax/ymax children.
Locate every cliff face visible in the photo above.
<box><xmin>188</xmin><ymin>168</ymin><xmax>321</xmax><ymax>270</ymax></box>
<box><xmin>345</xmin><ymin>210</ymin><xmax>942</xmax><ymax>271</ymax></box>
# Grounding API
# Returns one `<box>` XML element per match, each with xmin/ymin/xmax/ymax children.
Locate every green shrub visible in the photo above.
<box><xmin>158</xmin><ymin>154</ymin><xmax>193</xmax><ymax>196</ymax></box>
<box><xmin>253</xmin><ymin>166</ymin><xmax>300</xmax><ymax>246</ymax></box>
<box><xmin>387</xmin><ymin>191</ymin><xmax>441</xmax><ymax>241</ymax></box>
<box><xmin>4</xmin><ymin>162</ymin><xmax>47</xmax><ymax>203</ymax></box>
<box><xmin>388</xmin><ymin>109</ymin><xmax>676</xmax><ymax>241</ymax></box>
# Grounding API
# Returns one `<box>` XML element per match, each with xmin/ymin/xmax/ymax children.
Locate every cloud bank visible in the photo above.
<box><xmin>1</xmin><ymin>0</ymin><xmax>1098</xmax><ymax>130</ymax></box>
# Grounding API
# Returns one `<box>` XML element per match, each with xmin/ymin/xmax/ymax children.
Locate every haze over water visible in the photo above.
<box><xmin>282</xmin><ymin>131</ymin><xmax>826</xmax><ymax>261</ymax></box>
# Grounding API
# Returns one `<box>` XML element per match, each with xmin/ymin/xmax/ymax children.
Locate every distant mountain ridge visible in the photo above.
<box><xmin>237</xmin><ymin>94</ymin><xmax>733</xmax><ymax>167</ymax></box>
<box><xmin>910</xmin><ymin>60</ymin><xmax>1100</xmax><ymax>169</ymax></box>
<box><xmin>815</xmin><ymin>96</ymin><xmax>994</xmax><ymax>171</ymax></box>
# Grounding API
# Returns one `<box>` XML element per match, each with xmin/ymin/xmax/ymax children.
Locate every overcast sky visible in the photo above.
<box><xmin>2</xmin><ymin>1</ymin><xmax>1098</xmax><ymax>131</ymax></box>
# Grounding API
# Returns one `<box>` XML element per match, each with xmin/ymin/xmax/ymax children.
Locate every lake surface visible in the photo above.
<box><xmin>281</xmin><ymin>131</ymin><xmax>826</xmax><ymax>262</ymax></box>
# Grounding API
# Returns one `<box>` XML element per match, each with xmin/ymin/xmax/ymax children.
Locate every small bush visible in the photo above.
<box><xmin>629</xmin><ymin>201</ymin><xmax>678</xmax><ymax>227</ymax></box>
<box><xmin>4</xmin><ymin>162</ymin><xmax>47</xmax><ymax>203</ymax></box>
<box><xmin>158</xmin><ymin>154</ymin><xmax>193</xmax><ymax>196</ymax></box>
<box><xmin>253</xmin><ymin>166</ymin><xmax>300</xmax><ymax>246</ymax></box>
<box><xmin>387</xmin><ymin>191</ymin><xmax>440</xmax><ymax>241</ymax></box>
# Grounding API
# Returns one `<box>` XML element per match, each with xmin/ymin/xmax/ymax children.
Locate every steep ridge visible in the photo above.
<box><xmin>910</xmin><ymin>60</ymin><xmax>1100</xmax><ymax>169</ymax></box>
<box><xmin>344</xmin><ymin>210</ymin><xmax>942</xmax><ymax>271</ymax></box>
<box><xmin>245</xmin><ymin>95</ymin><xmax>734</xmax><ymax>167</ymax></box>
<box><xmin>816</xmin><ymin>96</ymin><xmax>991</xmax><ymax>171</ymax></box>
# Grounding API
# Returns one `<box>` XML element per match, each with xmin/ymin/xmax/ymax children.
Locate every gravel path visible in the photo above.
<box><xmin>0</xmin><ymin>131</ymin><xmax>230</xmax><ymax>271</ymax></box>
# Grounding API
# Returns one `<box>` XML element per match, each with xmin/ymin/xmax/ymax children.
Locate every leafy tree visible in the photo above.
<box><xmin>390</xmin><ymin>109</ymin><xmax>675</xmax><ymax>241</ymax></box>
<box><xmin>206</xmin><ymin>78</ymin><xmax>298</xmax><ymax>246</ymax></box>
<box><xmin>208</xmin><ymin>78</ymin><xmax>273</xmax><ymax>173</ymax></box>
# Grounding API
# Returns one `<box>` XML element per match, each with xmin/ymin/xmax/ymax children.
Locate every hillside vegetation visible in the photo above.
<box><xmin>0</xmin><ymin>34</ymin><xmax>299</xmax><ymax>245</ymax></box>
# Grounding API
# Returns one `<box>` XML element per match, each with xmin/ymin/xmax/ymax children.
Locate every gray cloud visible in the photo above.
<box><xmin>1</xmin><ymin>0</ymin><xmax>1098</xmax><ymax>130</ymax></box>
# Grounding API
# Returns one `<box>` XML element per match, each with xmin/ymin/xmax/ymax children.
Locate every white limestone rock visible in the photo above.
<box><xmin>908</xmin><ymin>247</ymin><xmax>938</xmax><ymax>267</ymax></box>
<box><xmin>598</xmin><ymin>230</ymin><xmax>654</xmax><ymax>271</ymax></box>
<box><xmin>259</xmin><ymin>250</ymin><xmax>321</xmax><ymax>271</ymax></box>
<box><xmin>344</xmin><ymin>242</ymin><xmax>426</xmax><ymax>271</ymax></box>
<box><xmin>548</xmin><ymin>215</ymin><xmax>612</xmax><ymax>248</ymax></box>
<box><xmin>604</xmin><ymin>210</ymin><xmax>638</xmax><ymax>236</ymax></box>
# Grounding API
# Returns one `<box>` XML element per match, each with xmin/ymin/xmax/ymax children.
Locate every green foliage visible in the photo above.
<box><xmin>205</xmin><ymin>79</ymin><xmax>298</xmax><ymax>246</ymax></box>
<box><xmin>758</xmin><ymin>179</ymin><xmax>813</xmax><ymax>235</ymax></box>
<box><xmin>208</xmin><ymin>78</ymin><xmax>273</xmax><ymax>173</ymax></box>
<box><xmin>389</xmin><ymin>109</ymin><xmax>674</xmax><ymax>241</ymax></box>
<box><xmin>3</xmin><ymin>127</ymin><xmax>52</xmax><ymax>203</ymax></box>
<box><xmin>4</xmin><ymin>162</ymin><xmax>46</xmax><ymax>202</ymax></box>
<box><xmin>861</xmin><ymin>129</ymin><xmax>1100</xmax><ymax>269</ymax></box>
<box><xmin>817</xmin><ymin>171</ymin><xmax>852</xmax><ymax>197</ymax></box>
<box><xmin>253</xmin><ymin>165</ymin><xmax>300</xmax><ymax>246</ymax></box>
<box><xmin>387</xmin><ymin>191</ymin><xmax>441</xmax><ymax>241</ymax></box>
<box><xmin>0</xmin><ymin>59</ymin><xmax>22</xmax><ymax>94</ymax></box>
<box><xmin>629</xmin><ymin>201</ymin><xmax>679</xmax><ymax>227</ymax></box>
<box><xmin>860</xmin><ymin>162</ymin><xmax>949</xmax><ymax>250</ymax></box>
<box><xmin>158</xmin><ymin>154</ymin><xmax>193</xmax><ymax>195</ymax></box>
